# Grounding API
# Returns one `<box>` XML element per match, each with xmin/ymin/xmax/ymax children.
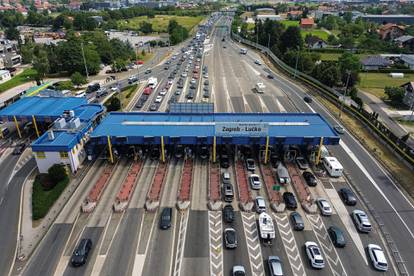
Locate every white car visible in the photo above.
<box><xmin>232</xmin><ymin>265</ymin><xmax>246</xmax><ymax>276</ymax></box>
<box><xmin>159</xmin><ymin>89</ymin><xmax>167</xmax><ymax>96</ymax></box>
<box><xmin>305</xmin><ymin>241</ymin><xmax>325</xmax><ymax>269</ymax></box>
<box><xmin>168</xmin><ymin>80</ymin><xmax>173</xmax><ymax>85</ymax></box>
<box><xmin>367</xmin><ymin>244</ymin><xmax>388</xmax><ymax>271</ymax></box>
<box><xmin>255</xmin><ymin>196</ymin><xmax>266</xmax><ymax>213</ymax></box>
<box><xmin>181</xmin><ymin>72</ymin><xmax>187</xmax><ymax>77</ymax></box>
<box><xmin>204</xmin><ymin>73</ymin><xmax>209</xmax><ymax>79</ymax></box>
<box><xmin>254</xmin><ymin>59</ymin><xmax>262</xmax><ymax>65</ymax></box>
<box><xmin>351</xmin><ymin>209</ymin><xmax>372</xmax><ymax>233</ymax></box>
<box><xmin>191</xmin><ymin>79</ymin><xmax>196</xmax><ymax>84</ymax></box>
<box><xmin>334</xmin><ymin>125</ymin><xmax>345</xmax><ymax>134</ymax></box>
<box><xmin>155</xmin><ymin>96</ymin><xmax>163</xmax><ymax>103</ymax></box>
<box><xmin>316</xmin><ymin>198</ymin><xmax>332</xmax><ymax>216</ymax></box>
<box><xmin>249</xmin><ymin>174</ymin><xmax>261</xmax><ymax>190</ymax></box>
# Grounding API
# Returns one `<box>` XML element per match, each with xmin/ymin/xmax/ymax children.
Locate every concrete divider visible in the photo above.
<box><xmin>286</xmin><ymin>163</ymin><xmax>317</xmax><ymax>213</ymax></box>
<box><xmin>235</xmin><ymin>160</ymin><xmax>253</xmax><ymax>211</ymax></box>
<box><xmin>113</xmin><ymin>160</ymin><xmax>143</xmax><ymax>212</ymax></box>
<box><xmin>259</xmin><ymin>163</ymin><xmax>285</xmax><ymax>213</ymax></box>
<box><xmin>177</xmin><ymin>158</ymin><xmax>193</xmax><ymax>210</ymax></box>
<box><xmin>145</xmin><ymin>161</ymin><xmax>169</xmax><ymax>211</ymax></box>
<box><xmin>81</xmin><ymin>162</ymin><xmax>117</xmax><ymax>213</ymax></box>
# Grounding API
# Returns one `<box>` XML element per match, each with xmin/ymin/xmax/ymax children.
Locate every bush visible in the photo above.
<box><xmin>48</xmin><ymin>164</ymin><xmax>67</xmax><ymax>186</ymax></box>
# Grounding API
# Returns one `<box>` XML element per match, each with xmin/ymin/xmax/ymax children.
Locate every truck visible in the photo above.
<box><xmin>258</xmin><ymin>213</ymin><xmax>275</xmax><ymax>245</ymax></box>
<box><xmin>255</xmin><ymin>82</ymin><xmax>265</xmax><ymax>94</ymax></box>
<box><xmin>240</xmin><ymin>48</ymin><xmax>247</xmax><ymax>55</ymax></box>
<box><xmin>148</xmin><ymin>77</ymin><xmax>158</xmax><ymax>88</ymax></box>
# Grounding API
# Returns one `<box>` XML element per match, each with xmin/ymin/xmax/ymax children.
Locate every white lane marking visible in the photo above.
<box><xmin>241</xmin><ymin>212</ymin><xmax>265</xmax><ymax>276</ymax></box>
<box><xmin>257</xmin><ymin>95</ymin><xmax>269</xmax><ymax>113</ymax></box>
<box><xmin>169</xmin><ymin>209</ymin><xmax>179</xmax><ymax>276</ymax></box>
<box><xmin>242</xmin><ymin>59</ymin><xmax>261</xmax><ymax>76</ymax></box>
<box><xmin>222</xmin><ymin>76</ymin><xmax>233</xmax><ymax>112</ymax></box>
<box><xmin>275</xmin><ymin>98</ymin><xmax>286</xmax><ymax>112</ymax></box>
<box><xmin>173</xmin><ymin>210</ymin><xmax>189</xmax><ymax>276</ymax></box>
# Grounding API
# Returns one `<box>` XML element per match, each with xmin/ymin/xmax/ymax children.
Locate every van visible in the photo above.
<box><xmin>222</xmin><ymin>183</ymin><xmax>234</xmax><ymax>202</ymax></box>
<box><xmin>75</xmin><ymin>91</ymin><xmax>86</xmax><ymax>97</ymax></box>
<box><xmin>322</xmin><ymin>156</ymin><xmax>343</xmax><ymax>177</ymax></box>
<box><xmin>160</xmin><ymin>207</ymin><xmax>172</xmax><ymax>229</ymax></box>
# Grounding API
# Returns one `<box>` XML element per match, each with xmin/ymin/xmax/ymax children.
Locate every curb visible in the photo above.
<box><xmin>176</xmin><ymin>201</ymin><xmax>190</xmax><ymax>210</ymax></box>
<box><xmin>208</xmin><ymin>201</ymin><xmax>222</xmax><ymax>211</ymax></box>
<box><xmin>271</xmin><ymin>203</ymin><xmax>286</xmax><ymax>213</ymax></box>
<box><xmin>239</xmin><ymin>201</ymin><xmax>254</xmax><ymax>212</ymax></box>
<box><xmin>145</xmin><ymin>200</ymin><xmax>159</xmax><ymax>212</ymax></box>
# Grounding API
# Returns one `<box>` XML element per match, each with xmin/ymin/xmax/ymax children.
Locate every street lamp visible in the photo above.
<box><xmin>339</xmin><ymin>70</ymin><xmax>351</xmax><ymax>120</ymax></box>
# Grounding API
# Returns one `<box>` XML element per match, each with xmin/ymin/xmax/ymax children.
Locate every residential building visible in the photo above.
<box><xmin>305</xmin><ymin>36</ymin><xmax>327</xmax><ymax>49</ymax></box>
<box><xmin>401</xmin><ymin>54</ymin><xmax>414</xmax><ymax>69</ymax></box>
<box><xmin>361</xmin><ymin>14</ymin><xmax>414</xmax><ymax>25</ymax></box>
<box><xmin>401</xmin><ymin>82</ymin><xmax>414</xmax><ymax>107</ymax></box>
<box><xmin>287</xmin><ymin>10</ymin><xmax>303</xmax><ymax>20</ymax></box>
<box><xmin>394</xmin><ymin>35</ymin><xmax>414</xmax><ymax>50</ymax></box>
<box><xmin>300</xmin><ymin>18</ymin><xmax>314</xmax><ymax>28</ymax></box>
<box><xmin>0</xmin><ymin>70</ymin><xmax>11</xmax><ymax>84</ymax></box>
<box><xmin>256</xmin><ymin>14</ymin><xmax>282</xmax><ymax>22</ymax></box>
<box><xmin>379</xmin><ymin>23</ymin><xmax>405</xmax><ymax>40</ymax></box>
<box><xmin>0</xmin><ymin>39</ymin><xmax>21</xmax><ymax>69</ymax></box>
<box><xmin>361</xmin><ymin>56</ymin><xmax>391</xmax><ymax>70</ymax></box>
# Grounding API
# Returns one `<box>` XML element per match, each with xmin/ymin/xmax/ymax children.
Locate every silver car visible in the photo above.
<box><xmin>268</xmin><ymin>256</ymin><xmax>283</xmax><ymax>276</ymax></box>
<box><xmin>352</xmin><ymin>209</ymin><xmax>372</xmax><ymax>233</ymax></box>
<box><xmin>316</xmin><ymin>198</ymin><xmax>332</xmax><ymax>216</ymax></box>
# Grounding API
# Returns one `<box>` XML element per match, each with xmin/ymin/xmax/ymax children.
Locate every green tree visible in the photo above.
<box><xmin>384</xmin><ymin>86</ymin><xmax>405</xmax><ymax>105</ymax></box>
<box><xmin>140</xmin><ymin>21</ymin><xmax>153</xmax><ymax>34</ymax></box>
<box><xmin>279</xmin><ymin>26</ymin><xmax>303</xmax><ymax>53</ymax></box>
<box><xmin>338</xmin><ymin>52</ymin><xmax>361</xmax><ymax>86</ymax></box>
<box><xmin>343</xmin><ymin>12</ymin><xmax>353</xmax><ymax>24</ymax></box>
<box><xmin>33</xmin><ymin>49</ymin><xmax>50</xmax><ymax>81</ymax></box>
<box><xmin>107</xmin><ymin>97</ymin><xmax>121</xmax><ymax>111</ymax></box>
<box><xmin>71</xmin><ymin>72</ymin><xmax>87</xmax><ymax>87</ymax></box>
<box><xmin>5</xmin><ymin>26</ymin><xmax>20</xmax><ymax>40</ymax></box>
<box><xmin>48</xmin><ymin>164</ymin><xmax>67</xmax><ymax>186</ymax></box>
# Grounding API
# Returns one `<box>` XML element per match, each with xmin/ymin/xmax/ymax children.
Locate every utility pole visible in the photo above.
<box><xmin>81</xmin><ymin>41</ymin><xmax>89</xmax><ymax>80</ymax></box>
<box><xmin>267</xmin><ymin>33</ymin><xmax>271</xmax><ymax>49</ymax></box>
<box><xmin>339</xmin><ymin>70</ymin><xmax>351</xmax><ymax>120</ymax></box>
<box><xmin>294</xmin><ymin>46</ymin><xmax>300</xmax><ymax>79</ymax></box>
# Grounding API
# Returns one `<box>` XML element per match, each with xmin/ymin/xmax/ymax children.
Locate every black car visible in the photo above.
<box><xmin>71</xmin><ymin>239</ymin><xmax>92</xmax><ymax>267</ymax></box>
<box><xmin>283</xmin><ymin>192</ymin><xmax>297</xmax><ymax>209</ymax></box>
<box><xmin>86</xmin><ymin>83</ymin><xmax>100</xmax><ymax>94</ymax></box>
<box><xmin>290</xmin><ymin>211</ymin><xmax>304</xmax><ymax>231</ymax></box>
<box><xmin>304</xmin><ymin>96</ymin><xmax>313</xmax><ymax>103</ymax></box>
<box><xmin>135</xmin><ymin>100</ymin><xmax>144</xmax><ymax>109</ymax></box>
<box><xmin>12</xmin><ymin>143</ymin><xmax>26</xmax><ymax>155</ymax></box>
<box><xmin>145</xmin><ymin>69</ymin><xmax>152</xmax><ymax>74</ymax></box>
<box><xmin>338</xmin><ymin>188</ymin><xmax>357</xmax><ymax>206</ymax></box>
<box><xmin>224</xmin><ymin>228</ymin><xmax>237</xmax><ymax>249</ymax></box>
<box><xmin>303</xmin><ymin>171</ymin><xmax>317</xmax><ymax>187</ymax></box>
<box><xmin>223</xmin><ymin>205</ymin><xmax>235</xmax><ymax>223</ymax></box>
<box><xmin>160</xmin><ymin>207</ymin><xmax>173</xmax><ymax>229</ymax></box>
<box><xmin>220</xmin><ymin>154</ymin><xmax>230</xmax><ymax>168</ymax></box>
<box><xmin>149</xmin><ymin>104</ymin><xmax>157</xmax><ymax>111</ymax></box>
<box><xmin>328</xmin><ymin>226</ymin><xmax>346</xmax><ymax>247</ymax></box>
<box><xmin>267</xmin><ymin>74</ymin><xmax>274</xmax><ymax>79</ymax></box>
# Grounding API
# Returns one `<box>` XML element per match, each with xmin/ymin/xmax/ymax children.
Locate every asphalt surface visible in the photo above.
<box><xmin>9</xmin><ymin>14</ymin><xmax>413</xmax><ymax>276</ymax></box>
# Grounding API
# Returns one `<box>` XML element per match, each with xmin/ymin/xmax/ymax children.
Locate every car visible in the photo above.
<box><xmin>296</xmin><ymin>157</ymin><xmax>309</xmax><ymax>170</ymax></box>
<box><xmin>223</xmin><ymin>204</ymin><xmax>235</xmax><ymax>223</ymax></box>
<box><xmin>304</xmin><ymin>96</ymin><xmax>313</xmax><ymax>103</ymax></box>
<box><xmin>149</xmin><ymin>104</ymin><xmax>157</xmax><ymax>111</ymax></box>
<box><xmin>223</xmin><ymin>45</ymin><xmax>227</xmax><ymax>48</ymax></box>
<box><xmin>12</xmin><ymin>143</ymin><xmax>26</xmax><ymax>155</ymax></box>
<box><xmin>302</xmin><ymin>171</ymin><xmax>317</xmax><ymax>186</ymax></box>
<box><xmin>155</xmin><ymin>96</ymin><xmax>163</xmax><ymax>103</ymax></box>
<box><xmin>164</xmin><ymin>66</ymin><xmax>169</xmax><ymax>70</ymax></box>
<box><xmin>249</xmin><ymin>174</ymin><xmax>261</xmax><ymax>190</ymax></box>
<box><xmin>290</xmin><ymin>211</ymin><xmax>304</xmax><ymax>231</ymax></box>
<box><xmin>367</xmin><ymin>244</ymin><xmax>388</xmax><ymax>271</ymax></box>
<box><xmin>145</xmin><ymin>69</ymin><xmax>152</xmax><ymax>74</ymax></box>
<box><xmin>316</xmin><ymin>198</ymin><xmax>332</xmax><ymax>216</ymax></box>
<box><xmin>175</xmin><ymin>90</ymin><xmax>181</xmax><ymax>95</ymax></box>
<box><xmin>268</xmin><ymin>256</ymin><xmax>283</xmax><ymax>276</ymax></box>
<box><xmin>224</xmin><ymin>228</ymin><xmax>238</xmax><ymax>249</ymax></box>
<box><xmin>255</xmin><ymin>196</ymin><xmax>266</xmax><ymax>213</ymax></box>
<box><xmin>159</xmin><ymin>89</ymin><xmax>167</xmax><ymax>96</ymax></box>
<box><xmin>191</xmin><ymin>78</ymin><xmax>196</xmax><ymax>84</ymax></box>
<box><xmin>245</xmin><ymin>158</ymin><xmax>255</xmax><ymax>171</ymax></box>
<box><xmin>203</xmin><ymin>86</ymin><xmax>209</xmax><ymax>92</ymax></box>
<box><xmin>283</xmin><ymin>192</ymin><xmax>297</xmax><ymax>209</ymax></box>
<box><xmin>181</xmin><ymin>72</ymin><xmax>188</xmax><ymax>77</ymax></box>
<box><xmin>267</xmin><ymin>74</ymin><xmax>274</xmax><ymax>79</ymax></box>
<box><xmin>338</xmin><ymin>188</ymin><xmax>357</xmax><ymax>206</ymax></box>
<box><xmin>135</xmin><ymin>100</ymin><xmax>144</xmax><ymax>109</ymax></box>
<box><xmin>328</xmin><ymin>226</ymin><xmax>346</xmax><ymax>247</ymax></box>
<box><xmin>305</xmin><ymin>241</ymin><xmax>325</xmax><ymax>269</ymax></box>
<box><xmin>160</xmin><ymin>207</ymin><xmax>172</xmax><ymax>229</ymax></box>
<box><xmin>110</xmin><ymin>87</ymin><xmax>119</xmax><ymax>93</ymax></box>
<box><xmin>204</xmin><ymin>80</ymin><xmax>209</xmax><ymax>85</ymax></box>
<box><xmin>222</xmin><ymin>183</ymin><xmax>234</xmax><ymax>202</ymax></box>
<box><xmin>222</xmin><ymin>172</ymin><xmax>231</xmax><ymax>184</ymax></box>
<box><xmin>71</xmin><ymin>239</ymin><xmax>92</xmax><ymax>267</ymax></box>
<box><xmin>168</xmin><ymin>80</ymin><xmax>173</xmax><ymax>85</ymax></box>
<box><xmin>254</xmin><ymin>59</ymin><xmax>262</xmax><ymax>65</ymax></box>
<box><xmin>220</xmin><ymin>154</ymin><xmax>230</xmax><ymax>168</ymax></box>
<box><xmin>351</xmin><ymin>209</ymin><xmax>372</xmax><ymax>233</ymax></box>
<box><xmin>232</xmin><ymin>265</ymin><xmax>246</xmax><ymax>276</ymax></box>
<box><xmin>190</xmin><ymin>84</ymin><xmax>196</xmax><ymax>90</ymax></box>
<box><xmin>334</xmin><ymin>125</ymin><xmax>345</xmax><ymax>134</ymax></box>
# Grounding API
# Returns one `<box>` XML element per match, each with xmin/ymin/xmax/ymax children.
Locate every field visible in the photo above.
<box><xmin>357</xmin><ymin>72</ymin><xmax>414</xmax><ymax>98</ymax></box>
<box><xmin>301</xmin><ymin>29</ymin><xmax>329</xmax><ymax>40</ymax></box>
<box><xmin>118</xmin><ymin>15</ymin><xmax>204</xmax><ymax>33</ymax></box>
<box><xmin>280</xmin><ymin>20</ymin><xmax>299</xmax><ymax>27</ymax></box>
<box><xmin>0</xmin><ymin>68</ymin><xmax>37</xmax><ymax>93</ymax></box>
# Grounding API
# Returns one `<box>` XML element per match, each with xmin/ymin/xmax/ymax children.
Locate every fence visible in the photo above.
<box><xmin>231</xmin><ymin>32</ymin><xmax>414</xmax><ymax>168</ymax></box>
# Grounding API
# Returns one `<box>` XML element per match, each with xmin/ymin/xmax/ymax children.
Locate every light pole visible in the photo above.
<box><xmin>80</xmin><ymin>41</ymin><xmax>89</xmax><ymax>80</ymax></box>
<box><xmin>339</xmin><ymin>70</ymin><xmax>351</xmax><ymax>120</ymax></box>
<box><xmin>267</xmin><ymin>33</ymin><xmax>271</xmax><ymax>49</ymax></box>
<box><xmin>294</xmin><ymin>46</ymin><xmax>300</xmax><ymax>79</ymax></box>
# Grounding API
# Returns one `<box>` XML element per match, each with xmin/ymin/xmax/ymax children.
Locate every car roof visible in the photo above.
<box><xmin>370</xmin><ymin>245</ymin><xmax>386</xmax><ymax>263</ymax></box>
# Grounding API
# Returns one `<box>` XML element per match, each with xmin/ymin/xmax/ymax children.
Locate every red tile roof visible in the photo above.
<box><xmin>300</xmin><ymin>18</ymin><xmax>314</xmax><ymax>26</ymax></box>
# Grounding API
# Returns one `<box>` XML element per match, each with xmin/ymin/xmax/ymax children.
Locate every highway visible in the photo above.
<box><xmin>6</xmin><ymin>13</ymin><xmax>413</xmax><ymax>276</ymax></box>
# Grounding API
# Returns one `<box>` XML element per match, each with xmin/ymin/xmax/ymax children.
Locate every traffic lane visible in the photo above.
<box><xmin>0</xmin><ymin>153</ymin><xmax>19</xmax><ymax>200</ymax></box>
<box><xmin>100</xmin><ymin>208</ymin><xmax>143</xmax><ymax>276</ymax></box>
<box><xmin>23</xmin><ymin>223</ymin><xmax>73</xmax><ymax>276</ymax></box>
<box><xmin>0</xmin><ymin>159</ymin><xmax>35</xmax><ymax>276</ymax></box>
<box><xmin>222</xmin><ymin>212</ymin><xmax>252</xmax><ymax>276</ymax></box>
<box><xmin>181</xmin><ymin>210</ymin><xmax>209</xmax><ymax>276</ymax></box>
<box><xmin>63</xmin><ymin>227</ymin><xmax>103</xmax><ymax>276</ymax></box>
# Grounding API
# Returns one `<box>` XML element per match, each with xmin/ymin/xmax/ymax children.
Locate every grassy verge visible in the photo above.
<box><xmin>357</xmin><ymin>72</ymin><xmax>414</xmax><ymax>98</ymax></box>
<box><xmin>315</xmin><ymin>95</ymin><xmax>414</xmax><ymax>198</ymax></box>
<box><xmin>280</xmin><ymin>20</ymin><xmax>299</xmax><ymax>27</ymax></box>
<box><xmin>137</xmin><ymin>52</ymin><xmax>154</xmax><ymax>63</ymax></box>
<box><xmin>120</xmin><ymin>84</ymin><xmax>139</xmax><ymax>108</ymax></box>
<box><xmin>118</xmin><ymin>15</ymin><xmax>204</xmax><ymax>33</ymax></box>
<box><xmin>32</xmin><ymin>174</ymin><xmax>69</xmax><ymax>220</ymax></box>
<box><xmin>301</xmin><ymin>29</ymin><xmax>329</xmax><ymax>40</ymax></box>
<box><xmin>0</xmin><ymin>68</ymin><xmax>37</xmax><ymax>93</ymax></box>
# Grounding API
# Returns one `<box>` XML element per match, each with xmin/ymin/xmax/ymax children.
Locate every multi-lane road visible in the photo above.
<box><xmin>1</xmin><ymin>14</ymin><xmax>413</xmax><ymax>276</ymax></box>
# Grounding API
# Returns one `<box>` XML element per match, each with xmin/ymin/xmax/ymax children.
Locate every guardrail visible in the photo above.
<box><xmin>231</xmin><ymin>32</ymin><xmax>414</xmax><ymax>168</ymax></box>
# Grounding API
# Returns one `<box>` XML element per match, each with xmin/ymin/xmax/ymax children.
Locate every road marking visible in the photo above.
<box><xmin>208</xmin><ymin>211</ymin><xmax>223</xmax><ymax>276</ymax></box>
<box><xmin>173</xmin><ymin>210</ymin><xmax>189</xmax><ymax>276</ymax></box>
<box><xmin>273</xmin><ymin>214</ymin><xmax>306</xmax><ymax>276</ymax></box>
<box><xmin>241</xmin><ymin>212</ymin><xmax>264</xmax><ymax>276</ymax></box>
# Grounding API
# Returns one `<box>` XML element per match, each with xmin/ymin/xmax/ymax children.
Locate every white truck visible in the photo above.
<box><xmin>148</xmin><ymin>77</ymin><xmax>158</xmax><ymax>88</ymax></box>
<box><xmin>255</xmin><ymin>82</ymin><xmax>265</xmax><ymax>94</ymax></box>
<box><xmin>258</xmin><ymin>212</ymin><xmax>275</xmax><ymax>245</ymax></box>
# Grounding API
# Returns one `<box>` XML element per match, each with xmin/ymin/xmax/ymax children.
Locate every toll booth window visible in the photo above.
<box><xmin>60</xmin><ymin>152</ymin><xmax>69</xmax><ymax>159</ymax></box>
<box><xmin>36</xmin><ymin>152</ymin><xmax>46</xmax><ymax>159</ymax></box>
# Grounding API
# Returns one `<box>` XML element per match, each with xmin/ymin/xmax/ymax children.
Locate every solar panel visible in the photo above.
<box><xmin>169</xmin><ymin>103</ymin><xmax>214</xmax><ymax>114</ymax></box>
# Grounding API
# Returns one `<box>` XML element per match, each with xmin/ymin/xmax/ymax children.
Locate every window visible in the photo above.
<box><xmin>36</xmin><ymin>151</ymin><xmax>46</xmax><ymax>159</ymax></box>
<box><xmin>60</xmin><ymin>152</ymin><xmax>69</xmax><ymax>159</ymax></box>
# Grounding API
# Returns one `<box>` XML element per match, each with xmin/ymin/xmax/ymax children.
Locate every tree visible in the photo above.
<box><xmin>338</xmin><ymin>52</ymin><xmax>361</xmax><ymax>86</ymax></box>
<box><xmin>279</xmin><ymin>26</ymin><xmax>303</xmax><ymax>53</ymax></box>
<box><xmin>107</xmin><ymin>97</ymin><xmax>121</xmax><ymax>111</ymax></box>
<box><xmin>71</xmin><ymin>72</ymin><xmax>87</xmax><ymax>87</ymax></box>
<box><xmin>48</xmin><ymin>164</ymin><xmax>67</xmax><ymax>185</ymax></box>
<box><xmin>384</xmin><ymin>86</ymin><xmax>405</xmax><ymax>105</ymax></box>
<box><xmin>312</xmin><ymin>62</ymin><xmax>340</xmax><ymax>87</ymax></box>
<box><xmin>343</xmin><ymin>12</ymin><xmax>353</xmax><ymax>24</ymax></box>
<box><xmin>33</xmin><ymin>49</ymin><xmax>50</xmax><ymax>82</ymax></box>
<box><xmin>140</xmin><ymin>22</ymin><xmax>153</xmax><ymax>34</ymax></box>
<box><xmin>5</xmin><ymin>26</ymin><xmax>20</xmax><ymax>40</ymax></box>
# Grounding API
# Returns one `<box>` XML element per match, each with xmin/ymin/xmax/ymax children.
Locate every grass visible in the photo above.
<box><xmin>118</xmin><ymin>15</ymin><xmax>204</xmax><ymax>33</ymax></box>
<box><xmin>0</xmin><ymin>68</ymin><xmax>37</xmax><ymax>93</ymax></box>
<box><xmin>301</xmin><ymin>29</ymin><xmax>330</xmax><ymax>41</ymax></box>
<box><xmin>357</xmin><ymin>73</ymin><xmax>414</xmax><ymax>98</ymax></box>
<box><xmin>316</xmin><ymin>95</ymin><xmax>414</xmax><ymax>198</ymax></box>
<box><xmin>32</xmin><ymin>174</ymin><xmax>69</xmax><ymax>220</ymax></box>
<box><xmin>280</xmin><ymin>20</ymin><xmax>299</xmax><ymax>27</ymax></box>
<box><xmin>120</xmin><ymin>84</ymin><xmax>139</xmax><ymax>108</ymax></box>
<box><xmin>137</xmin><ymin>52</ymin><xmax>154</xmax><ymax>63</ymax></box>
<box><xmin>319</xmin><ymin>53</ymin><xmax>369</xmax><ymax>61</ymax></box>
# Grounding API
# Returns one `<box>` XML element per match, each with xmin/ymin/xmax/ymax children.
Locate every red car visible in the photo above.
<box><xmin>143</xmin><ymin>87</ymin><xmax>153</xmax><ymax>95</ymax></box>
<box><xmin>136</xmin><ymin>60</ymin><xmax>144</xmax><ymax>65</ymax></box>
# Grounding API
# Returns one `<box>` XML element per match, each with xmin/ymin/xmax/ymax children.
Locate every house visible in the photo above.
<box><xmin>401</xmin><ymin>54</ymin><xmax>414</xmax><ymax>69</ymax></box>
<box><xmin>361</xmin><ymin>56</ymin><xmax>391</xmax><ymax>71</ymax></box>
<box><xmin>379</xmin><ymin>23</ymin><xmax>405</xmax><ymax>40</ymax></box>
<box><xmin>394</xmin><ymin>35</ymin><xmax>414</xmax><ymax>50</ymax></box>
<box><xmin>300</xmin><ymin>18</ymin><xmax>314</xmax><ymax>28</ymax></box>
<box><xmin>0</xmin><ymin>70</ymin><xmax>11</xmax><ymax>84</ymax></box>
<box><xmin>287</xmin><ymin>10</ymin><xmax>303</xmax><ymax>20</ymax></box>
<box><xmin>0</xmin><ymin>39</ymin><xmax>21</xmax><ymax>68</ymax></box>
<box><xmin>305</xmin><ymin>35</ymin><xmax>327</xmax><ymax>49</ymax></box>
<box><xmin>401</xmin><ymin>82</ymin><xmax>414</xmax><ymax>107</ymax></box>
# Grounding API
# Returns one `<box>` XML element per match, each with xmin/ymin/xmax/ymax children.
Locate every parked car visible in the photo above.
<box><xmin>245</xmin><ymin>158</ymin><xmax>255</xmax><ymax>171</ymax></box>
<box><xmin>305</xmin><ymin>241</ymin><xmax>325</xmax><ymax>269</ymax></box>
<box><xmin>267</xmin><ymin>74</ymin><xmax>274</xmax><ymax>79</ymax></box>
<box><xmin>160</xmin><ymin>207</ymin><xmax>172</xmax><ymax>229</ymax></box>
<box><xmin>296</xmin><ymin>157</ymin><xmax>309</xmax><ymax>170</ymax></box>
<box><xmin>249</xmin><ymin>174</ymin><xmax>261</xmax><ymax>190</ymax></box>
<box><xmin>367</xmin><ymin>244</ymin><xmax>388</xmax><ymax>271</ymax></box>
<box><xmin>255</xmin><ymin>196</ymin><xmax>266</xmax><ymax>213</ymax></box>
<box><xmin>303</xmin><ymin>171</ymin><xmax>317</xmax><ymax>186</ymax></box>
<box><xmin>351</xmin><ymin>210</ymin><xmax>372</xmax><ymax>233</ymax></box>
<box><xmin>338</xmin><ymin>188</ymin><xmax>357</xmax><ymax>206</ymax></box>
<box><xmin>290</xmin><ymin>211</ymin><xmax>304</xmax><ymax>231</ymax></box>
<box><xmin>283</xmin><ymin>192</ymin><xmax>297</xmax><ymax>209</ymax></box>
<box><xmin>222</xmin><ymin>172</ymin><xmax>231</xmax><ymax>184</ymax></box>
<box><xmin>12</xmin><ymin>143</ymin><xmax>26</xmax><ymax>155</ymax></box>
<box><xmin>71</xmin><ymin>239</ymin><xmax>92</xmax><ymax>267</ymax></box>
<box><xmin>155</xmin><ymin>96</ymin><xmax>163</xmax><ymax>103</ymax></box>
<box><xmin>220</xmin><ymin>154</ymin><xmax>230</xmax><ymax>168</ymax></box>
<box><xmin>149</xmin><ymin>104</ymin><xmax>157</xmax><ymax>111</ymax></box>
<box><xmin>268</xmin><ymin>256</ymin><xmax>283</xmax><ymax>276</ymax></box>
<box><xmin>224</xmin><ymin>228</ymin><xmax>238</xmax><ymax>249</ymax></box>
<box><xmin>316</xmin><ymin>198</ymin><xmax>332</xmax><ymax>216</ymax></box>
<box><xmin>328</xmin><ymin>226</ymin><xmax>346</xmax><ymax>247</ymax></box>
<box><xmin>223</xmin><ymin>204</ymin><xmax>235</xmax><ymax>223</ymax></box>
